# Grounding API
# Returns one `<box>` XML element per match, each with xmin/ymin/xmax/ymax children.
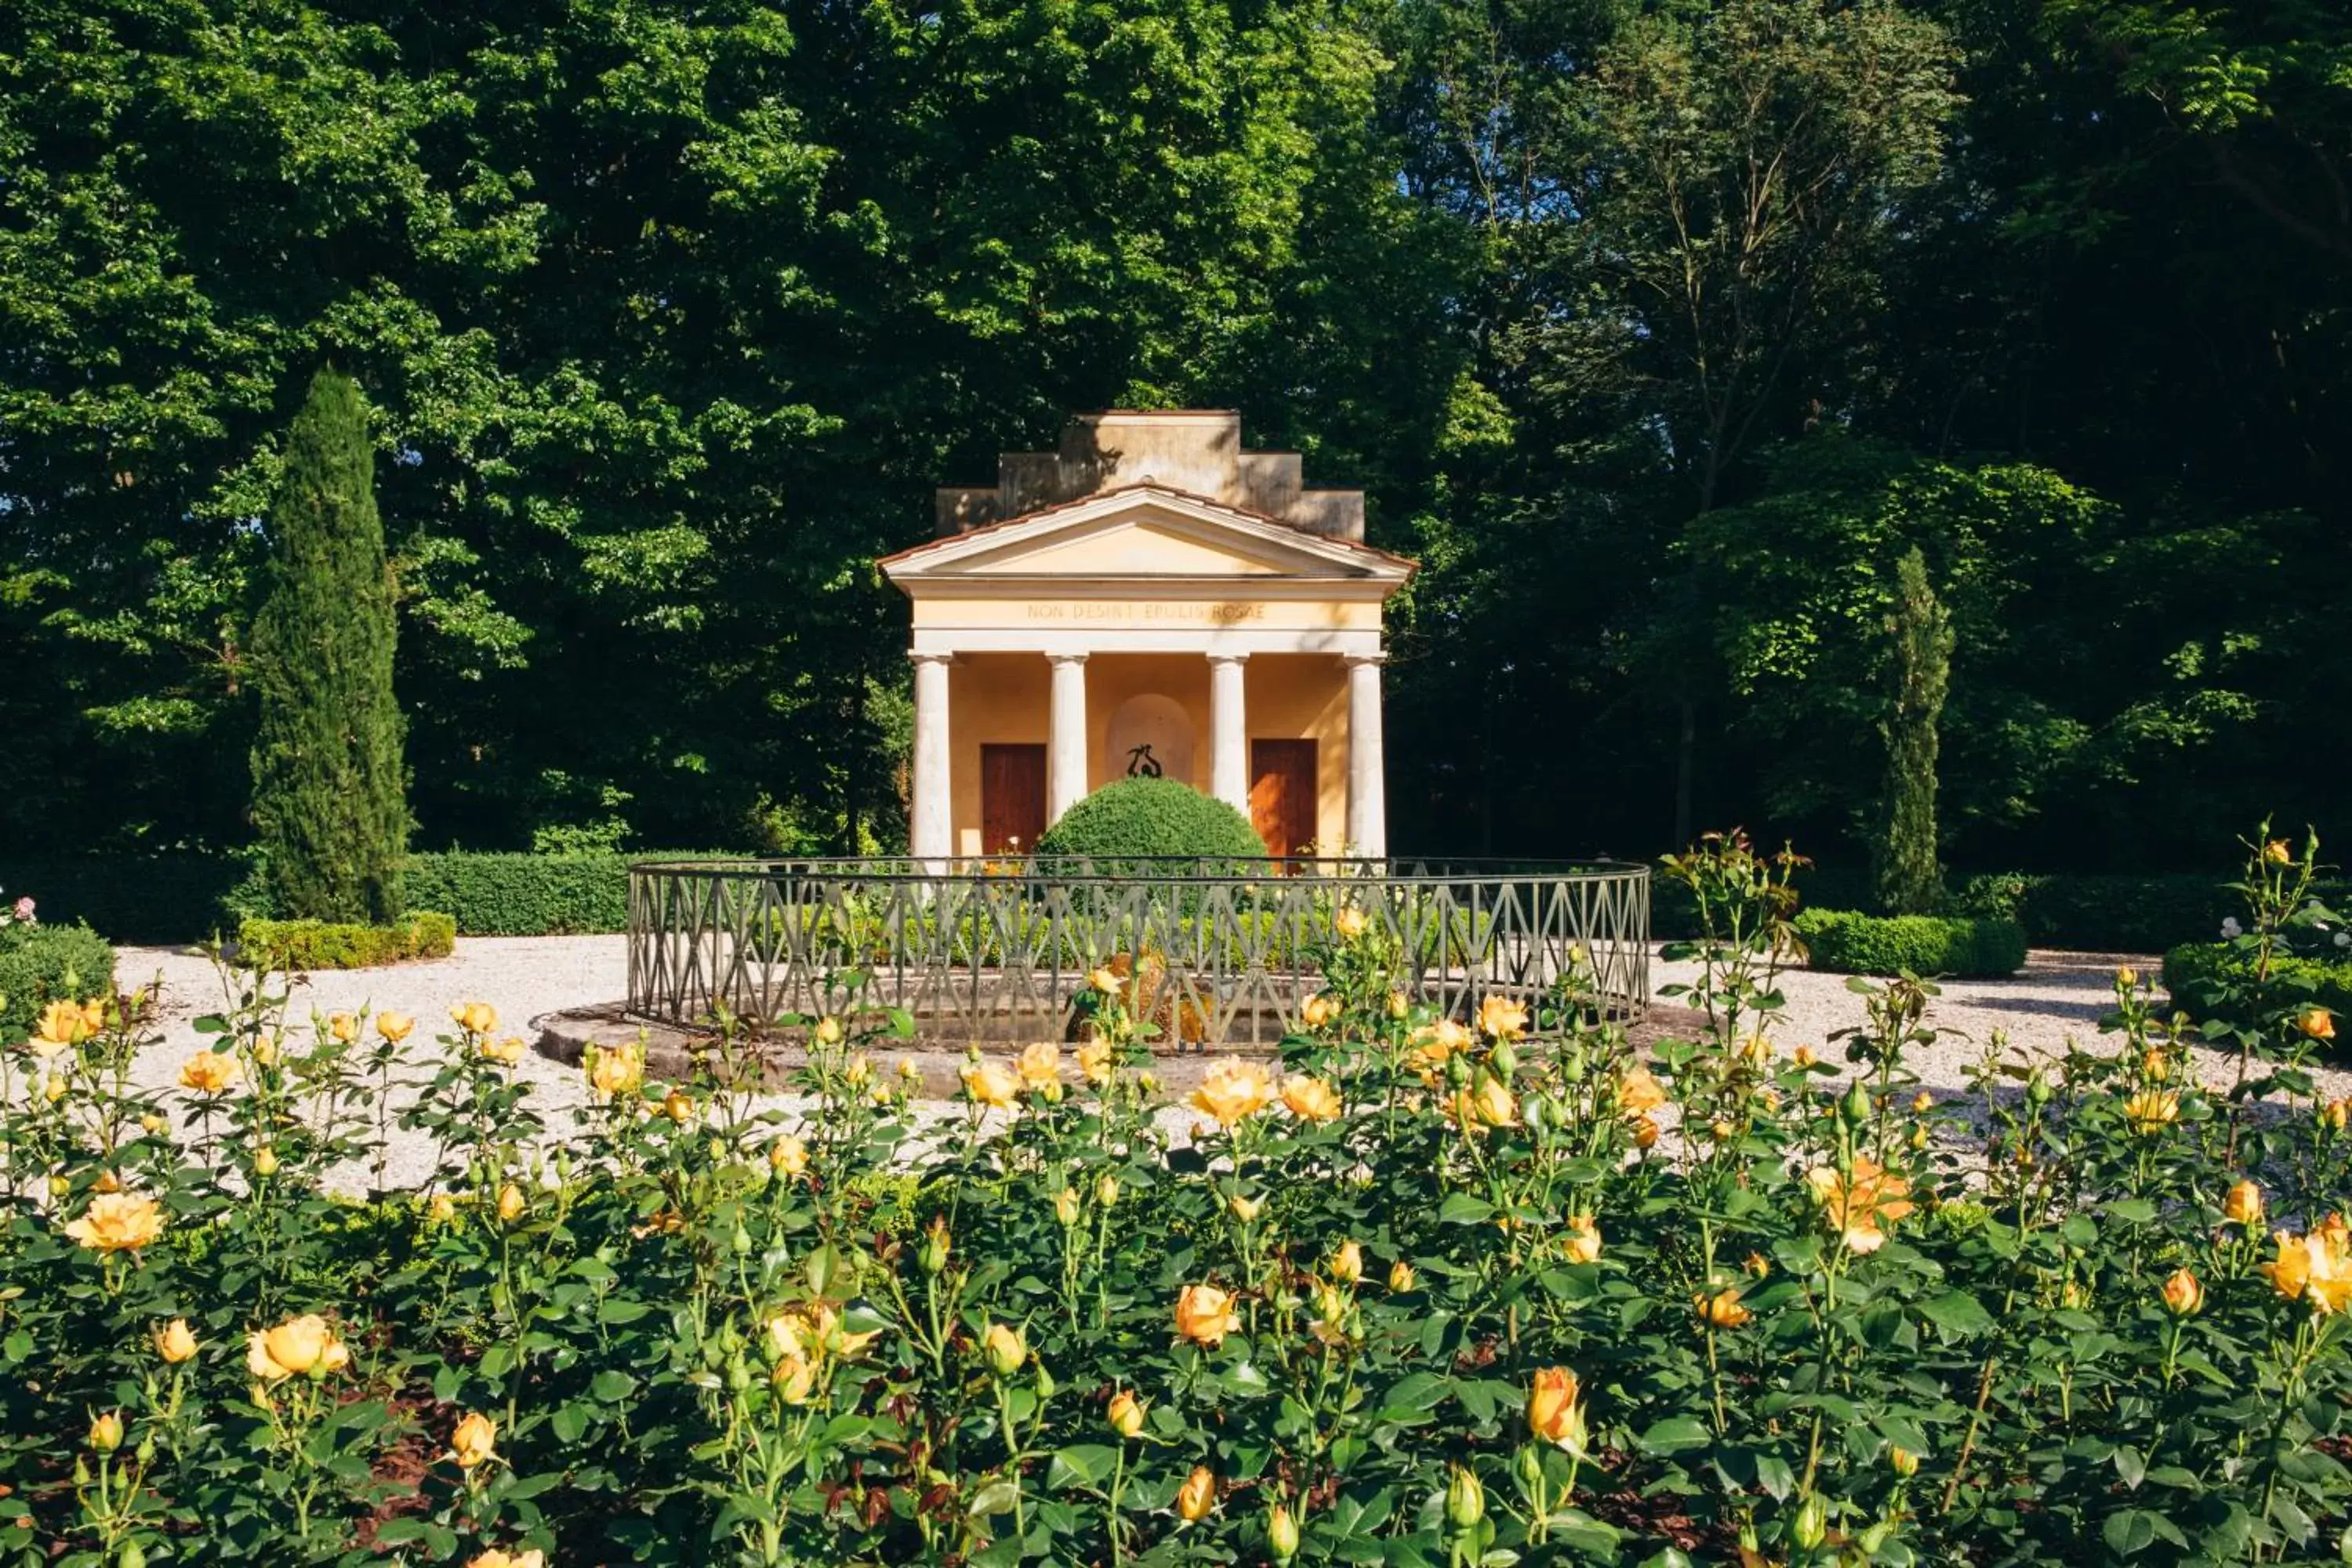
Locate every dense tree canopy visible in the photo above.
<box><xmin>2</xmin><ymin>0</ymin><xmax>2344</xmax><ymax>872</ymax></box>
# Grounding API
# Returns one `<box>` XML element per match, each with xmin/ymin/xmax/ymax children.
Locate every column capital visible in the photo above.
<box><xmin>909</xmin><ymin>649</ymin><xmax>956</xmax><ymax>667</ymax></box>
<box><xmin>1206</xmin><ymin>651</ymin><xmax>1250</xmax><ymax>666</ymax></box>
<box><xmin>1342</xmin><ymin>650</ymin><xmax>1387</xmax><ymax>668</ymax></box>
<box><xmin>1045</xmin><ymin>651</ymin><xmax>1089</xmax><ymax>667</ymax></box>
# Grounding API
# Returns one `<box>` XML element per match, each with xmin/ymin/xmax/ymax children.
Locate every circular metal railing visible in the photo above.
<box><xmin>626</xmin><ymin>855</ymin><xmax>1650</xmax><ymax>1047</ymax></box>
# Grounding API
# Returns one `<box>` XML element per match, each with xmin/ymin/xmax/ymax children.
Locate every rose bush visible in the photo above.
<box><xmin>2</xmin><ymin>830</ymin><xmax>2349</xmax><ymax>1566</ymax></box>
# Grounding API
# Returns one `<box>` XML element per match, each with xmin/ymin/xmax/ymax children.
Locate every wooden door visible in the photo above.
<box><xmin>980</xmin><ymin>744</ymin><xmax>1047</xmax><ymax>854</ymax></box>
<box><xmin>1249</xmin><ymin>739</ymin><xmax>1318</xmax><ymax>865</ymax></box>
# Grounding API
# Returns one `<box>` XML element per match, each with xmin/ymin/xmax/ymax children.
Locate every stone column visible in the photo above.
<box><xmin>1345</xmin><ymin>652</ymin><xmax>1387</xmax><ymax>861</ymax></box>
<box><xmin>909</xmin><ymin>652</ymin><xmax>953</xmax><ymax>864</ymax></box>
<box><xmin>1047</xmin><ymin>652</ymin><xmax>1089</xmax><ymax>823</ymax></box>
<box><xmin>1207</xmin><ymin>653</ymin><xmax>1249</xmax><ymax>815</ymax></box>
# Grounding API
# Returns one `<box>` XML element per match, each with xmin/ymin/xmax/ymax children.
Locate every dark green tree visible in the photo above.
<box><xmin>1873</xmin><ymin>546</ymin><xmax>1950</xmax><ymax>914</ymax></box>
<box><xmin>248</xmin><ymin>368</ymin><xmax>409</xmax><ymax>924</ymax></box>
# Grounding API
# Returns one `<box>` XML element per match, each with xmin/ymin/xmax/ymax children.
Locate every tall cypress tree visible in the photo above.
<box><xmin>249</xmin><ymin>367</ymin><xmax>409</xmax><ymax>923</ymax></box>
<box><xmin>1873</xmin><ymin>546</ymin><xmax>1951</xmax><ymax>915</ymax></box>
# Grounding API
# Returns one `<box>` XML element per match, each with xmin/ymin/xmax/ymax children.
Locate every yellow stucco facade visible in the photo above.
<box><xmin>880</xmin><ymin>412</ymin><xmax>1414</xmax><ymax>862</ymax></box>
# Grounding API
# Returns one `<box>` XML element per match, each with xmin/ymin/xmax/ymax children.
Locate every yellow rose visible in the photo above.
<box><xmin>32</xmin><ymin>998</ymin><xmax>94</xmax><ymax>1054</ymax></box>
<box><xmin>1628</xmin><ymin>1112</ymin><xmax>1661</xmax><ymax>1149</ymax></box>
<box><xmin>2223</xmin><ymin>1179</ymin><xmax>2265</xmax><ymax>1228</ymax></box>
<box><xmin>1911</xmin><ymin>1091</ymin><xmax>1934</xmax><ymax>1113</ymax></box>
<box><xmin>1174</xmin><ymin>1283</ymin><xmax>1242</xmax><ymax>1348</ymax></box>
<box><xmin>1889</xmin><ymin>1446</ymin><xmax>1920</xmax><ymax>1478</ymax></box>
<box><xmin>2299</xmin><ymin>1007</ymin><xmax>2336</xmax><ymax>1042</ymax></box>
<box><xmin>452</xmin><ymin>1002</ymin><xmax>499</xmax><ymax>1036</ymax></box>
<box><xmin>179</xmin><ymin>1049</ymin><xmax>241</xmax><ymax>1094</ymax></box>
<box><xmin>1076</xmin><ymin>1037</ymin><xmax>1114</xmax><ymax>1085</ymax></box>
<box><xmin>88</xmin><ymin>1410</ymin><xmax>124</xmax><ymax>1452</ymax></box>
<box><xmin>1281</xmin><ymin>1075</ymin><xmax>1342</xmax><ymax>1123</ymax></box>
<box><xmin>961</xmin><ymin>1059</ymin><xmax>1022</xmax><ymax>1109</ymax></box>
<box><xmin>1333</xmin><ymin>906</ymin><xmax>1368</xmax><ymax>940</ymax></box>
<box><xmin>1697</xmin><ymin>1288</ymin><xmax>1752</xmax><ymax>1328</ymax></box>
<box><xmin>1108</xmin><ymin>1389</ymin><xmax>1145</xmax><ymax>1439</ymax></box>
<box><xmin>1388</xmin><ymin>1258</ymin><xmax>1416</xmax><ymax>1293</ymax></box>
<box><xmin>587</xmin><ymin>1040</ymin><xmax>645</xmax><ymax>1099</ymax></box>
<box><xmin>1189</xmin><ymin>1058</ymin><xmax>1274</xmax><ymax>1127</ymax></box>
<box><xmin>662</xmin><ymin>1089</ymin><xmax>695</xmax><ymax>1125</ymax></box>
<box><xmin>428</xmin><ymin>1192</ymin><xmax>459</xmax><ymax>1225</ymax></box>
<box><xmin>1229</xmin><ymin>1193</ymin><xmax>1262</xmax><ymax>1222</ymax></box>
<box><xmin>376</xmin><ymin>1011</ymin><xmax>416</xmax><ymax>1043</ymax></box>
<box><xmin>813</xmin><ymin>1015</ymin><xmax>844</xmax><ymax>1047</ymax></box>
<box><xmin>154</xmin><ymin>1318</ymin><xmax>199</xmax><ymax>1364</ymax></box>
<box><xmin>2161</xmin><ymin>1267</ymin><xmax>2203</xmax><ymax>1317</ymax></box>
<box><xmin>328</xmin><ymin>1012</ymin><xmax>360</xmax><ymax>1044</ymax></box>
<box><xmin>2122</xmin><ymin>1089</ymin><xmax>2180</xmax><ymax>1134</ymax></box>
<box><xmin>1177</xmin><ymin>1465</ymin><xmax>1218</xmax><ymax>1522</ymax></box>
<box><xmin>1526</xmin><ymin>1366</ymin><xmax>1582</xmax><ymax>1448</ymax></box>
<box><xmin>1792</xmin><ymin>1045</ymin><xmax>1817</xmax><ymax>1068</ymax></box>
<box><xmin>252</xmin><ymin>1145</ymin><xmax>280</xmax><ymax>1178</ymax></box>
<box><xmin>1088</xmin><ymin>966</ymin><xmax>1123</xmax><ymax>997</ymax></box>
<box><xmin>770</xmin><ymin>1136</ymin><xmax>808</xmax><ymax>1177</ymax></box>
<box><xmin>1563</xmin><ymin>1214</ymin><xmax>1601</xmax><ymax>1265</ymax></box>
<box><xmin>1330</xmin><ymin>1239</ymin><xmax>1364</xmax><ymax>1285</ymax></box>
<box><xmin>63</xmin><ymin>1192</ymin><xmax>164</xmax><ymax>1253</ymax></box>
<box><xmin>481</xmin><ymin>1036</ymin><xmax>526</xmax><ymax>1068</ymax></box>
<box><xmin>1299</xmin><ymin>993</ymin><xmax>1340</xmax><ymax>1029</ymax></box>
<box><xmin>1450</xmin><ymin>1076</ymin><xmax>1518</xmax><ymax>1131</ymax></box>
<box><xmin>451</xmin><ymin>1411</ymin><xmax>498</xmax><ymax>1469</ymax></box>
<box><xmin>2265</xmin><ymin>837</ymin><xmax>2292</xmax><ymax>864</ymax></box>
<box><xmin>1055</xmin><ymin>1186</ymin><xmax>1081</xmax><ymax>1226</ymax></box>
<box><xmin>1476</xmin><ymin>993</ymin><xmax>1528</xmax><ymax>1041</ymax></box>
<box><xmin>1017</xmin><ymin>1041</ymin><xmax>1062</xmax><ymax>1092</ymax></box>
<box><xmin>498</xmin><ymin>1183</ymin><xmax>527</xmax><ymax>1222</ymax></box>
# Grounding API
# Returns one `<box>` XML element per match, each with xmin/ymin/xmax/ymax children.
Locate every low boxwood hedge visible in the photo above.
<box><xmin>1033</xmin><ymin>778</ymin><xmax>1269</xmax><ymax>866</ymax></box>
<box><xmin>2161</xmin><ymin>941</ymin><xmax>2352</xmax><ymax>1029</ymax></box>
<box><xmin>0</xmin><ymin>924</ymin><xmax>118</xmax><ymax>1043</ymax></box>
<box><xmin>1794</xmin><ymin>906</ymin><xmax>2029</xmax><ymax>978</ymax></box>
<box><xmin>236</xmin><ymin>912</ymin><xmax>458</xmax><ymax>971</ymax></box>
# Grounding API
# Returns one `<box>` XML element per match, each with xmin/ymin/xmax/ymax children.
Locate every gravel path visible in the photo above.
<box><xmin>108</xmin><ymin>937</ymin><xmax>2350</xmax><ymax>1190</ymax></box>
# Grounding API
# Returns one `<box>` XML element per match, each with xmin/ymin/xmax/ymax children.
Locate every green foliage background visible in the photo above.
<box><xmin>2</xmin><ymin>0</ymin><xmax>2347</xmax><ymax>874</ymax></box>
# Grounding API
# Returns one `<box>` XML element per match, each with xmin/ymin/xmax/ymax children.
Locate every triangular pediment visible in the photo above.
<box><xmin>880</xmin><ymin>485</ymin><xmax>1413</xmax><ymax>586</ymax></box>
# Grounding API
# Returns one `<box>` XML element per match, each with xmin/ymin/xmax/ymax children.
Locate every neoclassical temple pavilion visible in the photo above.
<box><xmin>880</xmin><ymin>412</ymin><xmax>1417</xmax><ymax>862</ymax></box>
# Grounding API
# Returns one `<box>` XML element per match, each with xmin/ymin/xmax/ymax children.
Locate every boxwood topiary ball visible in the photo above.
<box><xmin>1033</xmin><ymin>778</ymin><xmax>1269</xmax><ymax>870</ymax></box>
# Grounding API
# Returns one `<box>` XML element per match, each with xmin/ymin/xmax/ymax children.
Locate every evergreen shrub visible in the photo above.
<box><xmin>2162</xmin><ymin>942</ymin><xmax>2352</xmax><ymax>1036</ymax></box>
<box><xmin>1795</xmin><ymin>906</ymin><xmax>2027</xmax><ymax>978</ymax></box>
<box><xmin>236</xmin><ymin>912</ymin><xmax>456</xmax><ymax>971</ymax></box>
<box><xmin>1033</xmin><ymin>779</ymin><xmax>1269</xmax><ymax>870</ymax></box>
<box><xmin>0</xmin><ymin>924</ymin><xmax>118</xmax><ymax>1043</ymax></box>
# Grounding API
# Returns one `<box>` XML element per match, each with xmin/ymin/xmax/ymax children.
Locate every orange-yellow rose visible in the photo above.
<box><xmin>466</xmin><ymin>1551</ymin><xmax>545</xmax><ymax>1568</ymax></box>
<box><xmin>1174</xmin><ymin>1283</ymin><xmax>1242</xmax><ymax>1348</ymax></box>
<box><xmin>1281</xmin><ymin>1075</ymin><xmax>1342</xmax><ymax>1123</ymax></box>
<box><xmin>451</xmin><ymin>1411</ymin><xmax>498</xmax><ymax>1469</ymax></box>
<box><xmin>961</xmin><ymin>1059</ymin><xmax>1022</xmax><ymax>1109</ymax></box>
<box><xmin>587</xmin><ymin>1040</ymin><xmax>645</xmax><ymax>1098</ymax></box>
<box><xmin>2223</xmin><ymin>1179</ymin><xmax>2265</xmax><ymax>1228</ymax></box>
<box><xmin>1477</xmin><ymin>993</ymin><xmax>1528</xmax><ymax>1041</ymax></box>
<box><xmin>154</xmin><ymin>1318</ymin><xmax>199</xmax><ymax>1363</ymax></box>
<box><xmin>2161</xmin><ymin>1267</ymin><xmax>2203</xmax><ymax>1316</ymax></box>
<box><xmin>1076</xmin><ymin>1037</ymin><xmax>1114</xmax><ymax>1085</ymax></box>
<box><xmin>376</xmin><ymin>1011</ymin><xmax>416</xmax><ymax>1043</ymax></box>
<box><xmin>2261</xmin><ymin>1217</ymin><xmax>2352</xmax><ymax>1314</ymax></box>
<box><xmin>481</xmin><ymin>1036</ymin><xmax>526</xmax><ymax>1068</ymax></box>
<box><xmin>1616</xmin><ymin>1064</ymin><xmax>1667</xmax><ymax>1112</ymax></box>
<box><xmin>1333</xmin><ymin>906</ymin><xmax>1369</xmax><ymax>940</ymax></box>
<box><xmin>2299</xmin><ymin>1007</ymin><xmax>2336</xmax><ymax>1042</ymax></box>
<box><xmin>1805</xmin><ymin>1159</ymin><xmax>1915</xmax><ymax>1254</ymax></box>
<box><xmin>1450</xmin><ymin>1076</ymin><xmax>1519</xmax><ymax>1131</ymax></box>
<box><xmin>2122</xmin><ymin>1089</ymin><xmax>2180</xmax><ymax>1134</ymax></box>
<box><xmin>1562</xmin><ymin>1214</ymin><xmax>1601</xmax><ymax>1265</ymax></box>
<box><xmin>1177</xmin><ymin>1465</ymin><xmax>1217</xmax><ymax>1522</ymax></box>
<box><xmin>247</xmin><ymin>1314</ymin><xmax>343</xmax><ymax>1381</ymax></box>
<box><xmin>1016</xmin><ymin>1041</ymin><xmax>1062</xmax><ymax>1092</ymax></box>
<box><xmin>1698</xmin><ymin>1288</ymin><xmax>1752</xmax><ymax>1328</ymax></box>
<box><xmin>1300</xmin><ymin>993</ymin><xmax>1341</xmax><ymax>1029</ymax></box>
<box><xmin>1526</xmin><ymin>1366</ymin><xmax>1583</xmax><ymax>1447</ymax></box>
<box><xmin>328</xmin><ymin>1012</ymin><xmax>360</xmax><ymax>1044</ymax></box>
<box><xmin>451</xmin><ymin>1002</ymin><xmax>499</xmax><ymax>1036</ymax></box>
<box><xmin>1189</xmin><ymin>1058</ymin><xmax>1274</xmax><ymax>1127</ymax></box>
<box><xmin>180</xmin><ymin>1049</ymin><xmax>241</xmax><ymax>1094</ymax></box>
<box><xmin>64</xmin><ymin>1192</ymin><xmax>164</xmax><ymax>1253</ymax></box>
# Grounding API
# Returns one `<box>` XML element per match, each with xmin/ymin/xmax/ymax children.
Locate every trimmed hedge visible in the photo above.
<box><xmin>1794</xmin><ymin>907</ymin><xmax>2029</xmax><ymax>978</ymax></box>
<box><xmin>236</xmin><ymin>912</ymin><xmax>458</xmax><ymax>971</ymax></box>
<box><xmin>1033</xmin><ymin>778</ymin><xmax>1269</xmax><ymax>867</ymax></box>
<box><xmin>0</xmin><ymin>924</ymin><xmax>118</xmax><ymax>1044</ymax></box>
<box><xmin>2161</xmin><ymin>941</ymin><xmax>2352</xmax><ymax>1028</ymax></box>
